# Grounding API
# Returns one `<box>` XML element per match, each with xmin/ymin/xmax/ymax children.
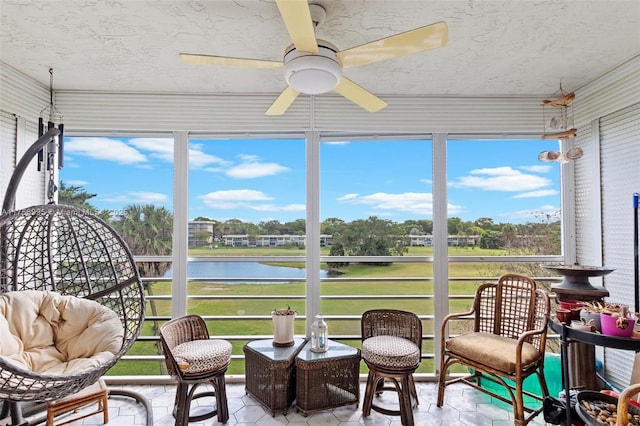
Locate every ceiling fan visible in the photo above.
<box><xmin>179</xmin><ymin>0</ymin><xmax>448</xmax><ymax>115</ymax></box>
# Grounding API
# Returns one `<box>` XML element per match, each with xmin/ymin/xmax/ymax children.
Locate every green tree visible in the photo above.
<box><xmin>479</xmin><ymin>230</ymin><xmax>501</xmax><ymax>249</ymax></box>
<box><xmin>259</xmin><ymin>219</ymin><xmax>283</xmax><ymax>235</ymax></box>
<box><xmin>474</xmin><ymin>217</ymin><xmax>496</xmax><ymax>230</ymax></box>
<box><xmin>321</xmin><ymin>217</ymin><xmax>346</xmax><ymax>236</ymax></box>
<box><xmin>500</xmin><ymin>223</ymin><xmax>519</xmax><ymax>249</ymax></box>
<box><xmin>448</xmin><ymin>217</ymin><xmax>463</xmax><ymax>235</ymax></box>
<box><xmin>283</xmin><ymin>218</ymin><xmax>306</xmax><ymax>235</ymax></box>
<box><xmin>327</xmin><ymin>241</ymin><xmax>349</xmax><ymax>270</ymax></box>
<box><xmin>57</xmin><ymin>181</ymin><xmax>97</xmax><ymax>210</ymax></box>
<box><xmin>111</xmin><ymin>204</ymin><xmax>173</xmax><ymax>357</ymax></box>
<box><xmin>192</xmin><ymin>230</ymin><xmax>213</xmax><ymax>247</ymax></box>
<box><xmin>333</xmin><ymin>216</ymin><xmax>408</xmax><ymax>265</ymax></box>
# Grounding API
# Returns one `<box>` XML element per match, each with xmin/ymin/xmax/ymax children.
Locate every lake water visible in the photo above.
<box><xmin>164</xmin><ymin>261</ymin><xmax>328</xmax><ymax>283</ymax></box>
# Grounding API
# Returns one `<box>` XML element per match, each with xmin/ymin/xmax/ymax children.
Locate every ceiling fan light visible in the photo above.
<box><xmin>284</xmin><ymin>46</ymin><xmax>342</xmax><ymax>94</ymax></box>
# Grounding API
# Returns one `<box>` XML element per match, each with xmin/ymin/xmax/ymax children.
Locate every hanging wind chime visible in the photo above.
<box><xmin>38</xmin><ymin>68</ymin><xmax>64</xmax><ymax>203</ymax></box>
<box><xmin>538</xmin><ymin>82</ymin><xmax>583</xmax><ymax>163</ymax></box>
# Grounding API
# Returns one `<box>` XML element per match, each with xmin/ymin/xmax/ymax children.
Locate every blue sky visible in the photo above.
<box><xmin>61</xmin><ymin>136</ymin><xmax>562</xmax><ymax>224</ymax></box>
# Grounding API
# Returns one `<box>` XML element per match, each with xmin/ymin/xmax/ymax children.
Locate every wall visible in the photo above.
<box><xmin>0</xmin><ymin>63</ymin><xmax>50</xmax><ymax>210</ymax></box>
<box><xmin>572</xmin><ymin>55</ymin><xmax>640</xmax><ymax>389</ymax></box>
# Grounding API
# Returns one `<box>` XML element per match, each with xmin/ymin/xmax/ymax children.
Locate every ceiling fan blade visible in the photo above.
<box><xmin>337</xmin><ymin>21</ymin><xmax>448</xmax><ymax>68</ymax></box>
<box><xmin>275</xmin><ymin>0</ymin><xmax>318</xmax><ymax>53</ymax></box>
<box><xmin>334</xmin><ymin>77</ymin><xmax>387</xmax><ymax>113</ymax></box>
<box><xmin>180</xmin><ymin>53</ymin><xmax>283</xmax><ymax>70</ymax></box>
<box><xmin>265</xmin><ymin>86</ymin><xmax>300</xmax><ymax>115</ymax></box>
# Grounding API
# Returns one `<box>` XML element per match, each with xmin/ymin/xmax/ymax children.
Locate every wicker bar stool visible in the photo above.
<box><xmin>160</xmin><ymin>315</ymin><xmax>232</xmax><ymax>425</ymax></box>
<box><xmin>361</xmin><ymin>309</ymin><xmax>422</xmax><ymax>426</ymax></box>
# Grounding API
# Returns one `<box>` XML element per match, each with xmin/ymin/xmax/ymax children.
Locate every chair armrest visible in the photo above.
<box><xmin>618</xmin><ymin>383</ymin><xmax>640</xmax><ymax>425</ymax></box>
<box><xmin>516</xmin><ymin>323</ymin><xmax>548</xmax><ymax>344</ymax></box>
<box><xmin>440</xmin><ymin>310</ymin><xmax>475</xmax><ymax>348</ymax></box>
<box><xmin>441</xmin><ymin>310</ymin><xmax>475</xmax><ymax>329</ymax></box>
<box><xmin>514</xmin><ymin>324</ymin><xmax>549</xmax><ymax>366</ymax></box>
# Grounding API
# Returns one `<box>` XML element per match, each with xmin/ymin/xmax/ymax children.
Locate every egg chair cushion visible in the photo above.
<box><xmin>0</xmin><ymin>290</ymin><xmax>124</xmax><ymax>376</ymax></box>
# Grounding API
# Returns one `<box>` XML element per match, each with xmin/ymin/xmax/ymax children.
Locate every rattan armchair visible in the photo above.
<box><xmin>437</xmin><ymin>274</ymin><xmax>550</xmax><ymax>426</ymax></box>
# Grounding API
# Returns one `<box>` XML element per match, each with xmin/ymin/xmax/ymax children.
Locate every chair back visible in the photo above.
<box><xmin>473</xmin><ymin>273</ymin><xmax>549</xmax><ymax>352</ymax></box>
<box><xmin>361</xmin><ymin>309</ymin><xmax>422</xmax><ymax>355</ymax></box>
<box><xmin>160</xmin><ymin>315</ymin><xmax>210</xmax><ymax>351</ymax></box>
<box><xmin>159</xmin><ymin>315</ymin><xmax>210</xmax><ymax>377</ymax></box>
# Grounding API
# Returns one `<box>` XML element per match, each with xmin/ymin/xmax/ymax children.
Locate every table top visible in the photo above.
<box><xmin>296</xmin><ymin>339</ymin><xmax>360</xmax><ymax>362</ymax></box>
<box><xmin>244</xmin><ymin>337</ymin><xmax>307</xmax><ymax>362</ymax></box>
<box><xmin>548</xmin><ymin>319</ymin><xmax>640</xmax><ymax>351</ymax></box>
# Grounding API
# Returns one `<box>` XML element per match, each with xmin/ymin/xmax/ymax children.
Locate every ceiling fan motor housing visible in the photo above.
<box><xmin>284</xmin><ymin>43</ymin><xmax>342</xmax><ymax>94</ymax></box>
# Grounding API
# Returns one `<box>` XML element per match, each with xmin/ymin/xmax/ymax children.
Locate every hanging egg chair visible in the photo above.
<box><xmin>0</xmin><ymin>204</ymin><xmax>145</xmax><ymax>402</ymax></box>
<box><xmin>0</xmin><ymin>129</ymin><xmax>148</xmax><ymax>424</ymax></box>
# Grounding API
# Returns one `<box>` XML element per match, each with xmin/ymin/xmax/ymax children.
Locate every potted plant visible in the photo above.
<box><xmin>599</xmin><ymin>304</ymin><xmax>636</xmax><ymax>337</ymax></box>
<box><xmin>272</xmin><ymin>306</ymin><xmax>296</xmax><ymax>347</ymax></box>
<box><xmin>579</xmin><ymin>301</ymin><xmax>605</xmax><ymax>331</ymax></box>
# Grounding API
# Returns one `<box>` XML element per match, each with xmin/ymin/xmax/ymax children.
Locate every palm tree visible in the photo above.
<box><xmin>111</xmin><ymin>204</ymin><xmax>173</xmax><ymax>372</ymax></box>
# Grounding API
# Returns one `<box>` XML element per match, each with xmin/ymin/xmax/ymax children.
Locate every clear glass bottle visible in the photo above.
<box><xmin>310</xmin><ymin>314</ymin><xmax>328</xmax><ymax>352</ymax></box>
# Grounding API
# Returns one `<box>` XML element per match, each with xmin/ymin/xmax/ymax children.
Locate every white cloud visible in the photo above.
<box><xmin>64</xmin><ymin>179</ymin><xmax>89</xmax><ymax>186</ymax></box>
<box><xmin>337</xmin><ymin>193</ymin><xmax>359</xmax><ymax>201</ymax></box>
<box><xmin>521</xmin><ymin>165</ymin><xmax>552</xmax><ymax>173</ymax></box>
<box><xmin>197</xmin><ymin>189</ymin><xmax>302</xmax><ymax>212</ymax></box>
<box><xmin>101</xmin><ymin>191</ymin><xmax>168</xmax><ymax>204</ymax></box>
<box><xmin>128</xmin><ymin>138</ymin><xmax>173</xmax><ymax>162</ymax></box>
<box><xmin>226</xmin><ymin>162</ymin><xmax>289</xmax><ymax>179</ymax></box>
<box><xmin>337</xmin><ymin>191</ymin><xmax>462</xmax><ymax>216</ymax></box>
<box><xmin>513</xmin><ymin>189</ymin><xmax>559</xmax><ymax>198</ymax></box>
<box><xmin>499</xmin><ymin>205</ymin><xmax>560</xmax><ymax>221</ymax></box>
<box><xmin>449</xmin><ymin>166</ymin><xmax>551</xmax><ymax>191</ymax></box>
<box><xmin>198</xmin><ymin>189</ymin><xmax>272</xmax><ymax>209</ymax></box>
<box><xmin>200</xmin><ymin>189</ymin><xmax>273</xmax><ymax>202</ymax></box>
<box><xmin>249</xmin><ymin>203</ymin><xmax>306</xmax><ymax>212</ymax></box>
<box><xmin>130</xmin><ymin>191</ymin><xmax>169</xmax><ymax>203</ymax></box>
<box><xmin>66</xmin><ymin>137</ymin><xmax>147</xmax><ymax>164</ymax></box>
<box><xmin>130</xmin><ymin>138</ymin><xmax>230</xmax><ymax>168</ymax></box>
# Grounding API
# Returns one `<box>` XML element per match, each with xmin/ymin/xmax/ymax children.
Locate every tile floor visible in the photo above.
<box><xmin>3</xmin><ymin>381</ymin><xmax>552</xmax><ymax>426</ymax></box>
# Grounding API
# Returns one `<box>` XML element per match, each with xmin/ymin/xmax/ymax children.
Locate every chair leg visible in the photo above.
<box><xmin>362</xmin><ymin>370</ymin><xmax>378</xmax><ymax>417</ymax></box>
<box><xmin>398</xmin><ymin>374</ymin><xmax>415</xmax><ymax>426</ymax></box>
<box><xmin>101</xmin><ymin>392</ymin><xmax>109</xmax><ymax>424</ymax></box>
<box><xmin>436</xmin><ymin>357</ymin><xmax>448</xmax><ymax>407</ymax></box>
<box><xmin>537</xmin><ymin>367</ymin><xmax>550</xmax><ymax>398</ymax></box>
<box><xmin>409</xmin><ymin>374</ymin><xmax>418</xmax><ymax>408</ymax></box>
<box><xmin>514</xmin><ymin>380</ymin><xmax>525</xmax><ymax>426</ymax></box>
<box><xmin>213</xmin><ymin>374</ymin><xmax>229</xmax><ymax>423</ymax></box>
<box><xmin>174</xmin><ymin>382</ymin><xmax>190</xmax><ymax>426</ymax></box>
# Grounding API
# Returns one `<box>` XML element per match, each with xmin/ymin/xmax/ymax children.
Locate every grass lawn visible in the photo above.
<box><xmin>109</xmin><ymin>246</ymin><xmax>551</xmax><ymax>376</ymax></box>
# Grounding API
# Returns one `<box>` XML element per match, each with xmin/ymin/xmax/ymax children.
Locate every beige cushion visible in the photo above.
<box><xmin>172</xmin><ymin>339</ymin><xmax>232</xmax><ymax>375</ymax></box>
<box><xmin>445</xmin><ymin>332</ymin><xmax>542</xmax><ymax>374</ymax></box>
<box><xmin>0</xmin><ymin>290</ymin><xmax>124</xmax><ymax>376</ymax></box>
<box><xmin>362</xmin><ymin>335</ymin><xmax>420</xmax><ymax>369</ymax></box>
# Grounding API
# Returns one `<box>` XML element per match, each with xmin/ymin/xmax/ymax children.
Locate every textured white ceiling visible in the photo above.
<box><xmin>1</xmin><ymin>0</ymin><xmax>639</xmax><ymax>98</ymax></box>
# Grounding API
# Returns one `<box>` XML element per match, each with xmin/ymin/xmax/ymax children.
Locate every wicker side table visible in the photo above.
<box><xmin>243</xmin><ymin>337</ymin><xmax>306</xmax><ymax>416</ymax></box>
<box><xmin>295</xmin><ymin>339</ymin><xmax>361</xmax><ymax>416</ymax></box>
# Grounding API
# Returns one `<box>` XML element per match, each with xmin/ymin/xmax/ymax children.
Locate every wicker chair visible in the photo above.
<box><xmin>437</xmin><ymin>273</ymin><xmax>551</xmax><ymax>426</ymax></box>
<box><xmin>159</xmin><ymin>315</ymin><xmax>232</xmax><ymax>425</ymax></box>
<box><xmin>361</xmin><ymin>309</ymin><xmax>422</xmax><ymax>426</ymax></box>
<box><xmin>0</xmin><ymin>204</ymin><xmax>146</xmax><ymax>425</ymax></box>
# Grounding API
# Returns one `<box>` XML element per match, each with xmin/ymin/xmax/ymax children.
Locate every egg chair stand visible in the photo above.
<box><xmin>0</xmin><ymin>129</ymin><xmax>152</xmax><ymax>426</ymax></box>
